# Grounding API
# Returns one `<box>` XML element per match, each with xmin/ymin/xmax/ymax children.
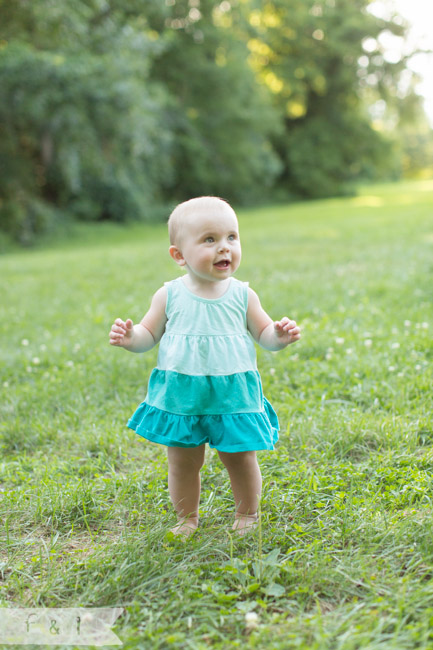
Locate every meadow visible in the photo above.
<box><xmin>1</xmin><ymin>180</ymin><xmax>433</xmax><ymax>649</ymax></box>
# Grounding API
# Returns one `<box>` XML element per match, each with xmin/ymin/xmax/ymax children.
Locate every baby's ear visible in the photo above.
<box><xmin>169</xmin><ymin>245</ymin><xmax>186</xmax><ymax>266</ymax></box>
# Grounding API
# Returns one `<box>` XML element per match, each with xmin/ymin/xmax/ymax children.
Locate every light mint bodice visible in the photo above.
<box><xmin>145</xmin><ymin>276</ymin><xmax>264</xmax><ymax>415</ymax></box>
<box><xmin>157</xmin><ymin>277</ymin><xmax>257</xmax><ymax>376</ymax></box>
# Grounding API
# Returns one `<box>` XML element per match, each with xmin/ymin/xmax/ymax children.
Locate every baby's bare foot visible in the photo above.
<box><xmin>170</xmin><ymin>517</ymin><xmax>198</xmax><ymax>539</ymax></box>
<box><xmin>232</xmin><ymin>513</ymin><xmax>258</xmax><ymax>536</ymax></box>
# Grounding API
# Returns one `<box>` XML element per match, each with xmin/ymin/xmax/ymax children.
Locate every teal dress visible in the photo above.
<box><xmin>127</xmin><ymin>277</ymin><xmax>279</xmax><ymax>453</ymax></box>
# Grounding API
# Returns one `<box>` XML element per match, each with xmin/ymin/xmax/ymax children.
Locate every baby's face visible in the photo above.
<box><xmin>175</xmin><ymin>205</ymin><xmax>241</xmax><ymax>283</ymax></box>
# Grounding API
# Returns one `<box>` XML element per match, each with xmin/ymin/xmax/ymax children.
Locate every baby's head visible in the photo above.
<box><xmin>168</xmin><ymin>196</ymin><xmax>238</xmax><ymax>248</ymax></box>
<box><xmin>167</xmin><ymin>196</ymin><xmax>241</xmax><ymax>280</ymax></box>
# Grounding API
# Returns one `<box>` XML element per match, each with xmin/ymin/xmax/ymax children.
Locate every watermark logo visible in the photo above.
<box><xmin>0</xmin><ymin>608</ymin><xmax>123</xmax><ymax>645</ymax></box>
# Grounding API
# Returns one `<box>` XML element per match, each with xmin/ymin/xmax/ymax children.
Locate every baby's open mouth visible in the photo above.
<box><xmin>214</xmin><ymin>260</ymin><xmax>230</xmax><ymax>268</ymax></box>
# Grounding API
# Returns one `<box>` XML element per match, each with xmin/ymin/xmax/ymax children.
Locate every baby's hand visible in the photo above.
<box><xmin>109</xmin><ymin>318</ymin><xmax>134</xmax><ymax>347</ymax></box>
<box><xmin>274</xmin><ymin>317</ymin><xmax>301</xmax><ymax>344</ymax></box>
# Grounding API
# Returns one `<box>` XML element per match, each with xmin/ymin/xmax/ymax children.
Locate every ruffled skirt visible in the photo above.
<box><xmin>127</xmin><ymin>398</ymin><xmax>279</xmax><ymax>453</ymax></box>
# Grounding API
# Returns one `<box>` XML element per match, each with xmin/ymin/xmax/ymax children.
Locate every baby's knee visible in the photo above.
<box><xmin>168</xmin><ymin>446</ymin><xmax>205</xmax><ymax>474</ymax></box>
<box><xmin>218</xmin><ymin>449</ymin><xmax>258</xmax><ymax>471</ymax></box>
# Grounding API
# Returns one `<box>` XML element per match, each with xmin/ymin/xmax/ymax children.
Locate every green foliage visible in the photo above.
<box><xmin>0</xmin><ymin>0</ymin><xmax>431</xmax><ymax>242</ymax></box>
<box><xmin>244</xmin><ymin>0</ymin><xmax>410</xmax><ymax>196</ymax></box>
<box><xmin>0</xmin><ymin>34</ymin><xmax>171</xmax><ymax>242</ymax></box>
<box><xmin>283</xmin><ymin>111</ymin><xmax>398</xmax><ymax>197</ymax></box>
<box><xmin>146</xmin><ymin>0</ymin><xmax>282</xmax><ymax>204</ymax></box>
<box><xmin>394</xmin><ymin>90</ymin><xmax>433</xmax><ymax>178</ymax></box>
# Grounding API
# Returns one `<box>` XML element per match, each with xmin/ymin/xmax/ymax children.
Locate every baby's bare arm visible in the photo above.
<box><xmin>246</xmin><ymin>288</ymin><xmax>300</xmax><ymax>351</ymax></box>
<box><xmin>109</xmin><ymin>286</ymin><xmax>167</xmax><ymax>353</ymax></box>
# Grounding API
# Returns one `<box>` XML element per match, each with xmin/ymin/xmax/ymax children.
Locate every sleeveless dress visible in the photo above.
<box><xmin>127</xmin><ymin>277</ymin><xmax>279</xmax><ymax>453</ymax></box>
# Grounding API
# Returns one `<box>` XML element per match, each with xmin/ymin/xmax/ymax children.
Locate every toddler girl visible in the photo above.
<box><xmin>109</xmin><ymin>197</ymin><xmax>300</xmax><ymax>537</ymax></box>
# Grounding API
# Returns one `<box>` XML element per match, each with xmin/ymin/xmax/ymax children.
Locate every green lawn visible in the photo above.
<box><xmin>1</xmin><ymin>180</ymin><xmax>433</xmax><ymax>649</ymax></box>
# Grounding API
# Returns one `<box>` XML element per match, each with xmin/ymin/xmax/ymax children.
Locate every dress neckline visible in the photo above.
<box><xmin>179</xmin><ymin>277</ymin><xmax>234</xmax><ymax>303</ymax></box>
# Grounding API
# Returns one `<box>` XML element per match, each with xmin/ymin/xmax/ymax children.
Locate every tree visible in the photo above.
<box><xmin>145</xmin><ymin>0</ymin><xmax>282</xmax><ymax>204</ymax></box>
<box><xmin>0</xmin><ymin>1</ymin><xmax>171</xmax><ymax>242</ymax></box>
<box><xmin>0</xmin><ymin>0</ymin><xmax>429</xmax><ymax>242</ymax></box>
<box><xmin>241</xmin><ymin>0</ymin><xmax>410</xmax><ymax>196</ymax></box>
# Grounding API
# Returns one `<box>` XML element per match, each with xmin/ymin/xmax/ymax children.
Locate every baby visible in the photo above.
<box><xmin>109</xmin><ymin>197</ymin><xmax>300</xmax><ymax>537</ymax></box>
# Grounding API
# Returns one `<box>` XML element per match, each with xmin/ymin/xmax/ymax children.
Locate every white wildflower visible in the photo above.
<box><xmin>245</xmin><ymin>612</ymin><xmax>259</xmax><ymax>630</ymax></box>
<box><xmin>335</xmin><ymin>337</ymin><xmax>345</xmax><ymax>345</ymax></box>
<box><xmin>66</xmin><ymin>360</ymin><xmax>74</xmax><ymax>368</ymax></box>
<box><xmin>21</xmin><ymin>339</ymin><xmax>29</xmax><ymax>346</ymax></box>
<box><xmin>364</xmin><ymin>339</ymin><xmax>373</xmax><ymax>348</ymax></box>
<box><xmin>391</xmin><ymin>342</ymin><xmax>400</xmax><ymax>349</ymax></box>
<box><xmin>404</xmin><ymin>320</ymin><xmax>411</xmax><ymax>327</ymax></box>
<box><xmin>32</xmin><ymin>357</ymin><xmax>40</xmax><ymax>365</ymax></box>
<box><xmin>422</xmin><ymin>322</ymin><xmax>429</xmax><ymax>329</ymax></box>
<box><xmin>388</xmin><ymin>366</ymin><xmax>395</xmax><ymax>372</ymax></box>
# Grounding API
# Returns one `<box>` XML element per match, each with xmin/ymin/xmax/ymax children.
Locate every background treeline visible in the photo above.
<box><xmin>1</xmin><ymin>0</ymin><xmax>432</xmax><ymax>243</ymax></box>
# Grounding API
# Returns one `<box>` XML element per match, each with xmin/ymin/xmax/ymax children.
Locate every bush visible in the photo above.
<box><xmin>0</xmin><ymin>43</ymin><xmax>171</xmax><ymax>241</ymax></box>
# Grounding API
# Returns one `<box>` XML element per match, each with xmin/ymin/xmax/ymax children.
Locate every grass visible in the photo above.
<box><xmin>1</xmin><ymin>179</ymin><xmax>433</xmax><ymax>649</ymax></box>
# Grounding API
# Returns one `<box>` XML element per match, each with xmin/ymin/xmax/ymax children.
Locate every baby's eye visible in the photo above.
<box><xmin>228</xmin><ymin>234</ymin><xmax>237</xmax><ymax>241</ymax></box>
<box><xmin>204</xmin><ymin>236</ymin><xmax>215</xmax><ymax>243</ymax></box>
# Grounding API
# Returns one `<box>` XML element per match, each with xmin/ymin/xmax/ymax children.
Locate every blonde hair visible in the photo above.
<box><xmin>168</xmin><ymin>196</ymin><xmax>236</xmax><ymax>246</ymax></box>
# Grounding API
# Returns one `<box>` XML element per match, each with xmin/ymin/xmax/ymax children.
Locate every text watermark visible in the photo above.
<box><xmin>0</xmin><ymin>608</ymin><xmax>123</xmax><ymax>645</ymax></box>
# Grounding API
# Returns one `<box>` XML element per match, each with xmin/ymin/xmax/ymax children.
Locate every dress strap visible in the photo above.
<box><xmin>241</xmin><ymin>280</ymin><xmax>249</xmax><ymax>312</ymax></box>
<box><xmin>230</xmin><ymin>278</ymin><xmax>249</xmax><ymax>314</ymax></box>
<box><xmin>163</xmin><ymin>278</ymin><xmax>178</xmax><ymax>317</ymax></box>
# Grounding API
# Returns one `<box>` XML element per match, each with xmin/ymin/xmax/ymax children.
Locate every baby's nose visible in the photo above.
<box><xmin>218</xmin><ymin>241</ymin><xmax>230</xmax><ymax>252</ymax></box>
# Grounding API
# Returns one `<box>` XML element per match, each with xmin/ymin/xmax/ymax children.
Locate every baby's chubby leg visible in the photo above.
<box><xmin>167</xmin><ymin>445</ymin><xmax>205</xmax><ymax>537</ymax></box>
<box><xmin>217</xmin><ymin>450</ymin><xmax>262</xmax><ymax>535</ymax></box>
